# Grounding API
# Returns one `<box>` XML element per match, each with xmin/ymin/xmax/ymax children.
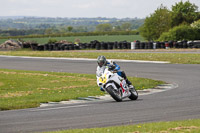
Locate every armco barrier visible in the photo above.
<box><xmin>28</xmin><ymin>40</ymin><xmax>200</xmax><ymax>51</ymax></box>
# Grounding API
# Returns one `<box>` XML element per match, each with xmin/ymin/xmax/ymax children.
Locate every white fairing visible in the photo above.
<box><xmin>97</xmin><ymin>67</ymin><xmax>131</xmax><ymax>99</ymax></box>
<box><xmin>105</xmin><ymin>82</ymin><xmax>117</xmax><ymax>90</ymax></box>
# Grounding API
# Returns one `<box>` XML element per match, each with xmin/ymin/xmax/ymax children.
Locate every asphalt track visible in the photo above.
<box><xmin>0</xmin><ymin>56</ymin><xmax>200</xmax><ymax>133</ymax></box>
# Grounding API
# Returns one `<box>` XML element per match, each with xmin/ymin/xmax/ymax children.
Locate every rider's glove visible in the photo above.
<box><xmin>108</xmin><ymin>65</ymin><xmax>116</xmax><ymax>71</ymax></box>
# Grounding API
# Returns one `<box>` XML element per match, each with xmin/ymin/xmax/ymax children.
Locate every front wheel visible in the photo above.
<box><xmin>129</xmin><ymin>86</ymin><xmax>138</xmax><ymax>100</ymax></box>
<box><xmin>106</xmin><ymin>85</ymin><xmax>122</xmax><ymax>102</ymax></box>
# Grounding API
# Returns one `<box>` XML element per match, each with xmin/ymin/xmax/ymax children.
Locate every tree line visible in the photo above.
<box><xmin>0</xmin><ymin>17</ymin><xmax>144</xmax><ymax>37</ymax></box>
<box><xmin>139</xmin><ymin>1</ymin><xmax>200</xmax><ymax>41</ymax></box>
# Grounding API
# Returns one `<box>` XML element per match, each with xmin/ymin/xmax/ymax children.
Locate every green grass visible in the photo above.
<box><xmin>0</xmin><ymin>51</ymin><xmax>200</xmax><ymax>64</ymax></box>
<box><xmin>0</xmin><ymin>69</ymin><xmax>164</xmax><ymax>110</ymax></box>
<box><xmin>0</xmin><ymin>35</ymin><xmax>144</xmax><ymax>44</ymax></box>
<box><xmin>44</xmin><ymin>119</ymin><xmax>200</xmax><ymax>133</ymax></box>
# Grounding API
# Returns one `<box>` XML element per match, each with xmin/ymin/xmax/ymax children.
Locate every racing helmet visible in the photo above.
<box><xmin>97</xmin><ymin>55</ymin><xmax>106</xmax><ymax>67</ymax></box>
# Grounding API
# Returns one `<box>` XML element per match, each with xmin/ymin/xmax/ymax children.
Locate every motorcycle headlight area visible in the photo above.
<box><xmin>99</xmin><ymin>74</ymin><xmax>107</xmax><ymax>84</ymax></box>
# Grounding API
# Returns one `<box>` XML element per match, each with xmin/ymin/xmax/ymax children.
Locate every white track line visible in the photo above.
<box><xmin>30</xmin><ymin>104</ymin><xmax>88</xmax><ymax>112</ymax></box>
<box><xmin>0</xmin><ymin>55</ymin><xmax>169</xmax><ymax>64</ymax></box>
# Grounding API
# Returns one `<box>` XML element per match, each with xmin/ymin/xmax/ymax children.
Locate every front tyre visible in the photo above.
<box><xmin>129</xmin><ymin>86</ymin><xmax>138</xmax><ymax>100</ymax></box>
<box><xmin>106</xmin><ymin>85</ymin><xmax>122</xmax><ymax>102</ymax></box>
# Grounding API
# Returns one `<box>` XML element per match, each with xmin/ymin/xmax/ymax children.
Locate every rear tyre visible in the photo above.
<box><xmin>128</xmin><ymin>86</ymin><xmax>138</xmax><ymax>100</ymax></box>
<box><xmin>106</xmin><ymin>85</ymin><xmax>122</xmax><ymax>102</ymax></box>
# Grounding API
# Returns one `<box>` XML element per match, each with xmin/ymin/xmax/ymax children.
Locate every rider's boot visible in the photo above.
<box><xmin>121</xmin><ymin>71</ymin><xmax>134</xmax><ymax>89</ymax></box>
<box><xmin>100</xmin><ymin>87</ymin><xmax>105</xmax><ymax>92</ymax></box>
<box><xmin>126</xmin><ymin>79</ymin><xmax>134</xmax><ymax>89</ymax></box>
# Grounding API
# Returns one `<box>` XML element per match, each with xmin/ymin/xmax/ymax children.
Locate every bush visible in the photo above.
<box><xmin>191</xmin><ymin>19</ymin><xmax>200</xmax><ymax>30</ymax></box>
<box><xmin>48</xmin><ymin>38</ymin><xmax>57</xmax><ymax>44</ymax></box>
<box><xmin>158</xmin><ymin>24</ymin><xmax>200</xmax><ymax>41</ymax></box>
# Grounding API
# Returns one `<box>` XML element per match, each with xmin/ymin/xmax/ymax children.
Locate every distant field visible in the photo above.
<box><xmin>0</xmin><ymin>35</ymin><xmax>144</xmax><ymax>44</ymax></box>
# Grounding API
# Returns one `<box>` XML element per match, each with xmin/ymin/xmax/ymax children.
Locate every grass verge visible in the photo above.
<box><xmin>0</xmin><ymin>51</ymin><xmax>200</xmax><ymax>64</ymax></box>
<box><xmin>44</xmin><ymin>119</ymin><xmax>200</xmax><ymax>133</ymax></box>
<box><xmin>0</xmin><ymin>69</ymin><xmax>164</xmax><ymax>110</ymax></box>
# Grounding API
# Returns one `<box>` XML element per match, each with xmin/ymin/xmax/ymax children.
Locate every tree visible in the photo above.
<box><xmin>191</xmin><ymin>19</ymin><xmax>200</xmax><ymax>29</ymax></box>
<box><xmin>139</xmin><ymin>5</ymin><xmax>171</xmax><ymax>40</ymax></box>
<box><xmin>113</xmin><ymin>25</ymin><xmax>121</xmax><ymax>31</ymax></box>
<box><xmin>121</xmin><ymin>22</ymin><xmax>132</xmax><ymax>31</ymax></box>
<box><xmin>96</xmin><ymin>23</ymin><xmax>112</xmax><ymax>32</ymax></box>
<box><xmin>171</xmin><ymin>1</ymin><xmax>200</xmax><ymax>27</ymax></box>
<box><xmin>45</xmin><ymin>28</ymin><xmax>53</xmax><ymax>34</ymax></box>
<box><xmin>67</xmin><ymin>26</ymin><xmax>73</xmax><ymax>32</ymax></box>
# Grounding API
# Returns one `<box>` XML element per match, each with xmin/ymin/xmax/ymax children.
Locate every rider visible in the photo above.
<box><xmin>96</xmin><ymin>55</ymin><xmax>133</xmax><ymax>91</ymax></box>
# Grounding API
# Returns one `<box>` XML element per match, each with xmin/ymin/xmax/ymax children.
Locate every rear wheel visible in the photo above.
<box><xmin>128</xmin><ymin>86</ymin><xmax>138</xmax><ymax>100</ymax></box>
<box><xmin>106</xmin><ymin>85</ymin><xmax>122</xmax><ymax>102</ymax></box>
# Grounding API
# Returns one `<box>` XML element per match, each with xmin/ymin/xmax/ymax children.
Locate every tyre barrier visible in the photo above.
<box><xmin>28</xmin><ymin>40</ymin><xmax>200</xmax><ymax>51</ymax></box>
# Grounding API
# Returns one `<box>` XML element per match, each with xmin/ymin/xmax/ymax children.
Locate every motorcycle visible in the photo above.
<box><xmin>97</xmin><ymin>66</ymin><xmax>138</xmax><ymax>102</ymax></box>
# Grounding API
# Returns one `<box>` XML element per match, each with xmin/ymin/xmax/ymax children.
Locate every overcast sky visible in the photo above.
<box><xmin>1</xmin><ymin>0</ymin><xmax>200</xmax><ymax>18</ymax></box>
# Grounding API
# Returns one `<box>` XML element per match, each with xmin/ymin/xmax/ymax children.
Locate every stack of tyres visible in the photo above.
<box><xmin>64</xmin><ymin>45</ymin><xmax>69</xmax><ymax>50</ymax></box>
<box><xmin>83</xmin><ymin>43</ymin><xmax>88</xmax><ymax>49</ymax></box>
<box><xmin>37</xmin><ymin>45</ymin><xmax>44</xmax><ymax>51</ymax></box>
<box><xmin>117</xmin><ymin>42</ymin><xmax>122</xmax><ymax>49</ymax></box>
<box><xmin>148</xmin><ymin>42</ymin><xmax>153</xmax><ymax>49</ymax></box>
<box><xmin>101</xmin><ymin>42</ymin><xmax>108</xmax><ymax>50</ymax></box>
<box><xmin>57</xmin><ymin>44</ymin><xmax>62</xmax><ymax>50</ymax></box>
<box><xmin>169</xmin><ymin>41</ymin><xmax>174</xmax><ymax>48</ymax></box>
<box><xmin>160</xmin><ymin>42</ymin><xmax>165</xmax><ymax>49</ymax></box>
<box><xmin>68</xmin><ymin>44</ymin><xmax>74</xmax><ymax>50</ymax></box>
<box><xmin>114</xmin><ymin>42</ymin><xmax>118</xmax><ymax>49</ymax></box>
<box><xmin>22</xmin><ymin>43</ymin><xmax>31</xmax><ymax>49</ymax></box>
<box><xmin>140</xmin><ymin>42</ymin><xmax>145</xmax><ymax>49</ymax></box>
<box><xmin>30</xmin><ymin>40</ymin><xmax>200</xmax><ymax>51</ymax></box>
<box><xmin>90</xmin><ymin>40</ymin><xmax>99</xmax><ymax>49</ymax></box>
<box><xmin>44</xmin><ymin>44</ymin><xmax>49</xmax><ymax>51</ymax></box>
<box><xmin>122</xmin><ymin>41</ymin><xmax>128</xmax><ymax>49</ymax></box>
<box><xmin>100</xmin><ymin>42</ymin><xmax>104</xmax><ymax>50</ymax></box>
<box><xmin>183</xmin><ymin>40</ymin><xmax>188</xmax><ymax>48</ymax></box>
<box><xmin>90</xmin><ymin>41</ymin><xmax>94</xmax><ymax>49</ymax></box>
<box><xmin>144</xmin><ymin>42</ymin><xmax>148</xmax><ymax>49</ymax></box>
<box><xmin>91</xmin><ymin>43</ymin><xmax>96</xmax><ymax>49</ymax></box>
<box><xmin>96</xmin><ymin>42</ymin><xmax>101</xmax><ymax>50</ymax></box>
<box><xmin>31</xmin><ymin>43</ymin><xmax>39</xmax><ymax>51</ymax></box>
<box><xmin>173</xmin><ymin>41</ymin><xmax>178</xmax><ymax>48</ymax></box>
<box><xmin>86</xmin><ymin>43</ymin><xmax>91</xmax><ymax>49</ymax></box>
<box><xmin>48</xmin><ymin>44</ymin><xmax>53</xmax><ymax>51</ymax></box>
<box><xmin>79</xmin><ymin>43</ymin><xmax>87</xmax><ymax>49</ymax></box>
<box><xmin>60</xmin><ymin>44</ymin><xmax>66</xmax><ymax>50</ymax></box>
<box><xmin>135</xmin><ymin>41</ymin><xmax>140</xmax><ymax>49</ymax></box>
<box><xmin>178</xmin><ymin>41</ymin><xmax>183</xmax><ymax>48</ymax></box>
<box><xmin>53</xmin><ymin>43</ymin><xmax>58</xmax><ymax>50</ymax></box>
<box><xmin>155</xmin><ymin>42</ymin><xmax>161</xmax><ymax>49</ymax></box>
<box><xmin>187</xmin><ymin>41</ymin><xmax>194</xmax><ymax>48</ymax></box>
<box><xmin>74</xmin><ymin>44</ymin><xmax>80</xmax><ymax>50</ymax></box>
<box><xmin>193</xmin><ymin>41</ymin><xmax>200</xmax><ymax>48</ymax></box>
<box><xmin>53</xmin><ymin>43</ymin><xmax>61</xmax><ymax>51</ymax></box>
<box><xmin>127</xmin><ymin>42</ymin><xmax>131</xmax><ymax>49</ymax></box>
<box><xmin>165</xmin><ymin>42</ymin><xmax>169</xmax><ymax>49</ymax></box>
<box><xmin>108</xmin><ymin>42</ymin><xmax>114</xmax><ymax>50</ymax></box>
